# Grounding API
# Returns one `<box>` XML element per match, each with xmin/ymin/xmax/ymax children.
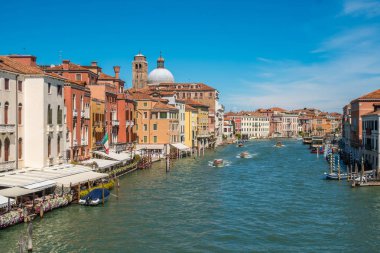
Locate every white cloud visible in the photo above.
<box><xmin>224</xmin><ymin>26</ymin><xmax>380</xmax><ymax>112</ymax></box>
<box><xmin>343</xmin><ymin>0</ymin><xmax>380</xmax><ymax>17</ymax></box>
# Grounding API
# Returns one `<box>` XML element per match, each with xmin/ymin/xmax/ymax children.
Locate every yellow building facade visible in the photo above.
<box><xmin>134</xmin><ymin>98</ymin><xmax>179</xmax><ymax>145</ymax></box>
<box><xmin>184</xmin><ymin>105</ymin><xmax>198</xmax><ymax>148</ymax></box>
<box><xmin>90</xmin><ymin>98</ymin><xmax>105</xmax><ymax>151</ymax></box>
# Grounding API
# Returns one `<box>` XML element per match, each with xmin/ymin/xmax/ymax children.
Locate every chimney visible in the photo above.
<box><xmin>62</xmin><ymin>60</ymin><xmax>70</xmax><ymax>70</ymax></box>
<box><xmin>8</xmin><ymin>55</ymin><xmax>37</xmax><ymax>66</ymax></box>
<box><xmin>91</xmin><ymin>61</ymin><xmax>97</xmax><ymax>67</ymax></box>
<box><xmin>113</xmin><ymin>66</ymin><xmax>120</xmax><ymax>79</ymax></box>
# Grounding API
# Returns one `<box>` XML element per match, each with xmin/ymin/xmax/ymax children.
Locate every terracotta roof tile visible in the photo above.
<box><xmin>358</xmin><ymin>89</ymin><xmax>380</xmax><ymax>100</ymax></box>
<box><xmin>0</xmin><ymin>56</ymin><xmax>43</xmax><ymax>74</ymax></box>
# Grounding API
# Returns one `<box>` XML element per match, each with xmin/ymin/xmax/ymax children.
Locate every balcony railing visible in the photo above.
<box><xmin>112</xmin><ymin>120</ymin><xmax>119</xmax><ymax>126</ymax></box>
<box><xmin>126</xmin><ymin>120</ymin><xmax>134</xmax><ymax>126</ymax></box>
<box><xmin>0</xmin><ymin>124</ymin><xmax>15</xmax><ymax>133</ymax></box>
<box><xmin>47</xmin><ymin>124</ymin><xmax>54</xmax><ymax>133</ymax></box>
<box><xmin>56</xmin><ymin>124</ymin><xmax>63</xmax><ymax>132</ymax></box>
<box><xmin>73</xmin><ymin>109</ymin><xmax>78</xmax><ymax>117</ymax></box>
<box><xmin>0</xmin><ymin>161</ymin><xmax>15</xmax><ymax>172</ymax></box>
<box><xmin>84</xmin><ymin>108</ymin><xmax>90</xmax><ymax>119</ymax></box>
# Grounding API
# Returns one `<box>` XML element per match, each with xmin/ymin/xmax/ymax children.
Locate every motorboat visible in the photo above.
<box><xmin>275</xmin><ymin>141</ymin><xmax>283</xmax><ymax>147</ymax></box>
<box><xmin>237</xmin><ymin>143</ymin><xmax>244</xmax><ymax>147</ymax></box>
<box><xmin>240</xmin><ymin>152</ymin><xmax>249</xmax><ymax>158</ymax></box>
<box><xmin>213</xmin><ymin>159</ymin><xmax>224</xmax><ymax>167</ymax></box>
<box><xmin>324</xmin><ymin>172</ymin><xmax>348</xmax><ymax>180</ymax></box>
<box><xmin>79</xmin><ymin>188</ymin><xmax>110</xmax><ymax>206</ymax></box>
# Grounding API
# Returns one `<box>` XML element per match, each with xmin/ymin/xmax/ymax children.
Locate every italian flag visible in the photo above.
<box><xmin>102</xmin><ymin>133</ymin><xmax>109</xmax><ymax>154</ymax></box>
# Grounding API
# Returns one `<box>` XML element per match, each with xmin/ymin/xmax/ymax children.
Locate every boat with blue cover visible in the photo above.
<box><xmin>79</xmin><ymin>188</ymin><xmax>110</xmax><ymax>206</ymax></box>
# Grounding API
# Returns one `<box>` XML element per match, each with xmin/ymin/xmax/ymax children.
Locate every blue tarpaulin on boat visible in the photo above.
<box><xmin>82</xmin><ymin>188</ymin><xmax>110</xmax><ymax>200</ymax></box>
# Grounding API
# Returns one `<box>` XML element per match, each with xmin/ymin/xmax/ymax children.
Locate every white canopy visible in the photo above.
<box><xmin>0</xmin><ymin>195</ymin><xmax>15</xmax><ymax>208</ymax></box>
<box><xmin>82</xmin><ymin>159</ymin><xmax>121</xmax><ymax>170</ymax></box>
<box><xmin>54</xmin><ymin>171</ymin><xmax>108</xmax><ymax>187</ymax></box>
<box><xmin>93</xmin><ymin>151</ymin><xmax>133</xmax><ymax>162</ymax></box>
<box><xmin>24</xmin><ymin>180</ymin><xmax>56</xmax><ymax>190</ymax></box>
<box><xmin>0</xmin><ymin>187</ymin><xmax>40</xmax><ymax>198</ymax></box>
<box><xmin>171</xmin><ymin>143</ymin><xmax>191</xmax><ymax>151</ymax></box>
<box><xmin>136</xmin><ymin>144</ymin><xmax>165</xmax><ymax>150</ymax></box>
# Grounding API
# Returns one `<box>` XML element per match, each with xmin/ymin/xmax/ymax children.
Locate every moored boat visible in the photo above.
<box><xmin>79</xmin><ymin>188</ymin><xmax>110</xmax><ymax>206</ymax></box>
<box><xmin>324</xmin><ymin>172</ymin><xmax>348</xmax><ymax>180</ymax></box>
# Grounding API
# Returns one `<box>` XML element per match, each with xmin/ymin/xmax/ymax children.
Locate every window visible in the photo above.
<box><xmin>153</xmin><ymin>124</ymin><xmax>157</xmax><ymax>130</ymax></box>
<box><xmin>4</xmin><ymin>78</ymin><xmax>9</xmax><ymax>90</ymax></box>
<box><xmin>153</xmin><ymin>136</ymin><xmax>157</xmax><ymax>143</ymax></box>
<box><xmin>18</xmin><ymin>81</ymin><xmax>22</xmax><ymax>92</ymax></box>
<box><xmin>200</xmin><ymin>93</ymin><xmax>203</xmax><ymax>98</ymax></box>
<box><xmin>18</xmin><ymin>103</ymin><xmax>22</xmax><ymax>125</ymax></box>
<box><xmin>48</xmin><ymin>104</ymin><xmax>52</xmax><ymax>124</ymax></box>
<box><xmin>0</xmin><ymin>140</ymin><xmax>2</xmax><ymax>158</ymax></box>
<box><xmin>57</xmin><ymin>136</ymin><xmax>61</xmax><ymax>155</ymax></box>
<box><xmin>76</xmin><ymin>74</ymin><xmax>82</xmax><ymax>81</ymax></box>
<box><xmin>4</xmin><ymin>138</ymin><xmax>10</xmax><ymax>162</ymax></box>
<box><xmin>48</xmin><ymin>83</ymin><xmax>51</xmax><ymax>94</ymax></box>
<box><xmin>144</xmin><ymin>136</ymin><xmax>147</xmax><ymax>143</ymax></box>
<box><xmin>57</xmin><ymin>106</ymin><xmax>62</xmax><ymax>124</ymax></box>
<box><xmin>57</xmin><ymin>85</ymin><xmax>62</xmax><ymax>96</ymax></box>
<box><xmin>144</xmin><ymin>124</ymin><xmax>147</xmax><ymax>131</ymax></box>
<box><xmin>144</xmin><ymin>102</ymin><xmax>147</xmax><ymax>107</ymax></box>
<box><xmin>48</xmin><ymin>136</ymin><xmax>51</xmax><ymax>157</ymax></box>
<box><xmin>160</xmin><ymin>112</ymin><xmax>167</xmax><ymax>119</ymax></box>
<box><xmin>18</xmin><ymin>138</ymin><xmax>22</xmax><ymax>159</ymax></box>
<box><xmin>3</xmin><ymin>101</ymin><xmax>10</xmax><ymax>125</ymax></box>
<box><xmin>144</xmin><ymin>112</ymin><xmax>148</xmax><ymax>119</ymax></box>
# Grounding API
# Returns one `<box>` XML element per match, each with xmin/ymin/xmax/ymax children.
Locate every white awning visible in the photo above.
<box><xmin>23</xmin><ymin>180</ymin><xmax>56</xmax><ymax>190</ymax></box>
<box><xmin>0</xmin><ymin>195</ymin><xmax>15</xmax><ymax>208</ymax></box>
<box><xmin>0</xmin><ymin>187</ymin><xmax>41</xmax><ymax>198</ymax></box>
<box><xmin>93</xmin><ymin>151</ymin><xmax>133</xmax><ymax>162</ymax></box>
<box><xmin>54</xmin><ymin>171</ymin><xmax>109</xmax><ymax>187</ymax></box>
<box><xmin>136</xmin><ymin>144</ymin><xmax>165</xmax><ymax>150</ymax></box>
<box><xmin>81</xmin><ymin>159</ymin><xmax>122</xmax><ymax>170</ymax></box>
<box><xmin>171</xmin><ymin>143</ymin><xmax>191</xmax><ymax>151</ymax></box>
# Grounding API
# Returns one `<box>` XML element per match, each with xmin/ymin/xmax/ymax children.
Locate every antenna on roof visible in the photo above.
<box><xmin>58</xmin><ymin>50</ymin><xmax>63</xmax><ymax>62</ymax></box>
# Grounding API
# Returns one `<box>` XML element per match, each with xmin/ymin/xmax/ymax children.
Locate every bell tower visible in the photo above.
<box><xmin>132</xmin><ymin>52</ymin><xmax>148</xmax><ymax>89</ymax></box>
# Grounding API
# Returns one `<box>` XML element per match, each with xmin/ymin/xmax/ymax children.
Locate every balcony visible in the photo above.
<box><xmin>81</xmin><ymin>139</ymin><xmax>88</xmax><ymax>146</ymax></box>
<box><xmin>84</xmin><ymin>108</ymin><xmax>90</xmax><ymax>119</ymax></box>
<box><xmin>56</xmin><ymin>124</ymin><xmax>63</xmax><ymax>132</ymax></box>
<box><xmin>73</xmin><ymin>109</ymin><xmax>78</xmax><ymax>118</ymax></box>
<box><xmin>126</xmin><ymin>120</ymin><xmax>134</xmax><ymax>127</ymax></box>
<box><xmin>112</xmin><ymin>120</ymin><xmax>119</xmax><ymax>126</ymax></box>
<box><xmin>0</xmin><ymin>161</ymin><xmax>15</xmax><ymax>172</ymax></box>
<box><xmin>0</xmin><ymin>124</ymin><xmax>15</xmax><ymax>134</ymax></box>
<box><xmin>46</xmin><ymin>124</ymin><xmax>54</xmax><ymax>133</ymax></box>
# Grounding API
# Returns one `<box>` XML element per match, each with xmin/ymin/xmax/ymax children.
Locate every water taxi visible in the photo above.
<box><xmin>213</xmin><ymin>159</ymin><xmax>224</xmax><ymax>167</ymax></box>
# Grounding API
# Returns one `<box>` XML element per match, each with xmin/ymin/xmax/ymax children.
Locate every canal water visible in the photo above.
<box><xmin>1</xmin><ymin>140</ymin><xmax>380</xmax><ymax>252</ymax></box>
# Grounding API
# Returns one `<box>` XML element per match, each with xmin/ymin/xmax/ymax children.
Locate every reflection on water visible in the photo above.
<box><xmin>2</xmin><ymin>140</ymin><xmax>380</xmax><ymax>252</ymax></box>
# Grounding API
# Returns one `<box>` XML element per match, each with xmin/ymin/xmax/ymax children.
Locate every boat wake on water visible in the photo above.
<box><xmin>208</xmin><ymin>159</ymin><xmax>231</xmax><ymax>168</ymax></box>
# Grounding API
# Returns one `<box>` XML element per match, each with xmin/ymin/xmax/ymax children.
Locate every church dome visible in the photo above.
<box><xmin>147</xmin><ymin>53</ymin><xmax>175</xmax><ymax>85</ymax></box>
<box><xmin>148</xmin><ymin>68</ymin><xmax>175</xmax><ymax>84</ymax></box>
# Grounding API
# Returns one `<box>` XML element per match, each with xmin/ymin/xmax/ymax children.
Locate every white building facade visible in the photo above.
<box><xmin>240</xmin><ymin>113</ymin><xmax>270</xmax><ymax>139</ymax></box>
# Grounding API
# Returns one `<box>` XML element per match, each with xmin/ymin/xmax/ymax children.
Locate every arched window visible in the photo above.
<box><xmin>57</xmin><ymin>105</ymin><xmax>62</xmax><ymax>125</ymax></box>
<box><xmin>18</xmin><ymin>103</ymin><xmax>22</xmax><ymax>125</ymax></box>
<box><xmin>135</xmin><ymin>64</ymin><xmax>138</xmax><ymax>69</ymax></box>
<box><xmin>57</xmin><ymin>136</ymin><xmax>61</xmax><ymax>155</ymax></box>
<box><xmin>4</xmin><ymin>102</ymin><xmax>9</xmax><ymax>125</ymax></box>
<box><xmin>139</xmin><ymin>64</ymin><xmax>142</xmax><ymax>69</ymax></box>
<box><xmin>48</xmin><ymin>136</ymin><xmax>51</xmax><ymax>157</ymax></box>
<box><xmin>18</xmin><ymin>138</ymin><xmax>22</xmax><ymax>159</ymax></box>
<box><xmin>4</xmin><ymin>138</ymin><xmax>10</xmax><ymax>162</ymax></box>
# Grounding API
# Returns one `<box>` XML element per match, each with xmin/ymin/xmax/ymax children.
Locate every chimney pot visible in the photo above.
<box><xmin>91</xmin><ymin>61</ymin><xmax>97</xmax><ymax>67</ymax></box>
<box><xmin>113</xmin><ymin>66</ymin><xmax>120</xmax><ymax>79</ymax></box>
<box><xmin>62</xmin><ymin>60</ymin><xmax>70</xmax><ymax>70</ymax></box>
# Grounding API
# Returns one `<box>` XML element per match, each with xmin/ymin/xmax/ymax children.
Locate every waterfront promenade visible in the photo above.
<box><xmin>1</xmin><ymin>139</ymin><xmax>379</xmax><ymax>252</ymax></box>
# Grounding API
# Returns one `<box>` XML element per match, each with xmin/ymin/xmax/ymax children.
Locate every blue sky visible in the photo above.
<box><xmin>1</xmin><ymin>0</ymin><xmax>380</xmax><ymax>112</ymax></box>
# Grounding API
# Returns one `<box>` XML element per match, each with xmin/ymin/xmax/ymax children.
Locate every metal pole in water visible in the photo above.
<box><xmin>102</xmin><ymin>181</ymin><xmax>105</xmax><ymax>206</ymax></box>
<box><xmin>337</xmin><ymin>156</ymin><xmax>341</xmax><ymax>180</ymax></box>
<box><xmin>27</xmin><ymin>222</ymin><xmax>33</xmax><ymax>252</ymax></box>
